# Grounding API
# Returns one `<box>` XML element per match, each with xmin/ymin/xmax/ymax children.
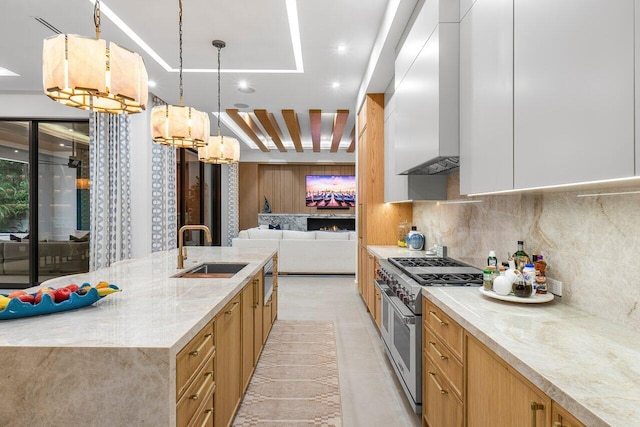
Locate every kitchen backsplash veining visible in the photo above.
<box><xmin>412</xmin><ymin>174</ymin><xmax>640</xmax><ymax>329</ymax></box>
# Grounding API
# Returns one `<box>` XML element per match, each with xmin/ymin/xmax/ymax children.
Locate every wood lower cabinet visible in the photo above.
<box><xmin>423</xmin><ymin>297</ymin><xmax>465</xmax><ymax>427</ymax></box>
<box><xmin>422</xmin><ymin>295</ymin><xmax>586</xmax><ymax>427</ymax></box>
<box><xmin>176</xmin><ymin>319</ymin><xmax>215</xmax><ymax>427</ymax></box>
<box><xmin>466</xmin><ymin>334</ymin><xmax>551</xmax><ymax>427</ymax></box>
<box><xmin>552</xmin><ymin>402</ymin><xmax>586</xmax><ymax>427</ymax></box>
<box><xmin>253</xmin><ymin>277</ymin><xmax>264</xmax><ymax>364</ymax></box>
<box><xmin>215</xmin><ymin>295</ymin><xmax>242</xmax><ymax>427</ymax></box>
<box><xmin>241</xmin><ymin>279</ymin><xmax>255</xmax><ymax>393</ymax></box>
<box><xmin>424</xmin><ymin>355</ymin><xmax>464</xmax><ymax>427</ymax></box>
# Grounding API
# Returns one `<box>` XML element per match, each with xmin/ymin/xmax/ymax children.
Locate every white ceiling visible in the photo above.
<box><xmin>0</xmin><ymin>0</ymin><xmax>406</xmax><ymax>157</ymax></box>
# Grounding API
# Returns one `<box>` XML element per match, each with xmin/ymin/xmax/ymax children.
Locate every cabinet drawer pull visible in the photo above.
<box><xmin>428</xmin><ymin>371</ymin><xmax>447</xmax><ymax>395</ymax></box>
<box><xmin>189</xmin><ymin>333</ymin><xmax>213</xmax><ymax>357</ymax></box>
<box><xmin>429</xmin><ymin>310</ymin><xmax>448</xmax><ymax>326</ymax></box>
<box><xmin>189</xmin><ymin>371</ymin><xmax>214</xmax><ymax>401</ymax></box>
<box><xmin>530</xmin><ymin>401</ymin><xmax>544</xmax><ymax>427</ymax></box>
<box><xmin>225</xmin><ymin>301</ymin><xmax>240</xmax><ymax>315</ymax></box>
<box><xmin>253</xmin><ymin>279</ymin><xmax>259</xmax><ymax>308</ymax></box>
<box><xmin>429</xmin><ymin>341</ymin><xmax>448</xmax><ymax>361</ymax></box>
<box><xmin>201</xmin><ymin>408</ymin><xmax>213</xmax><ymax>427</ymax></box>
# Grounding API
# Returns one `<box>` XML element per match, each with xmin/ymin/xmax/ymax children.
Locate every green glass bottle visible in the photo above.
<box><xmin>513</xmin><ymin>240</ymin><xmax>530</xmax><ymax>272</ymax></box>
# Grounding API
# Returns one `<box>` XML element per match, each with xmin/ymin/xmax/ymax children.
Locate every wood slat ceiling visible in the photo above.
<box><xmin>228</xmin><ymin>109</ymin><xmax>353</xmax><ymax>153</ymax></box>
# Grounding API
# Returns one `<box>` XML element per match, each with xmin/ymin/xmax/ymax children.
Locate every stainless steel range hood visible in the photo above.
<box><xmin>401</xmin><ymin>156</ymin><xmax>460</xmax><ymax>175</ymax></box>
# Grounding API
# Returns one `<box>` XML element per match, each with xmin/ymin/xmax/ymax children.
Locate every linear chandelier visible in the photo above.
<box><xmin>199</xmin><ymin>40</ymin><xmax>240</xmax><ymax>164</ymax></box>
<box><xmin>42</xmin><ymin>0</ymin><xmax>148</xmax><ymax>114</ymax></box>
<box><xmin>151</xmin><ymin>0</ymin><xmax>209</xmax><ymax>148</ymax></box>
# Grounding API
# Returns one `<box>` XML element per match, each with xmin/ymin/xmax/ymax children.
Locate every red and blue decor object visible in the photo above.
<box><xmin>0</xmin><ymin>283</ymin><xmax>121</xmax><ymax>320</ymax></box>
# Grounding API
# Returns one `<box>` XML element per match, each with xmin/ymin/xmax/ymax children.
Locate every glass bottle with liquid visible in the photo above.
<box><xmin>513</xmin><ymin>240</ymin><xmax>530</xmax><ymax>271</ymax></box>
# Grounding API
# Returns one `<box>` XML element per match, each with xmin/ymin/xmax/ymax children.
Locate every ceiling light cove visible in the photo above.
<box><xmin>90</xmin><ymin>0</ymin><xmax>304</xmax><ymax>74</ymax></box>
<box><xmin>0</xmin><ymin>66</ymin><xmax>19</xmax><ymax>77</ymax></box>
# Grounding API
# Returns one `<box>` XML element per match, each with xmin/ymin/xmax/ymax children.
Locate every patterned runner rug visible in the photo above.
<box><xmin>233</xmin><ymin>320</ymin><xmax>342</xmax><ymax>426</ymax></box>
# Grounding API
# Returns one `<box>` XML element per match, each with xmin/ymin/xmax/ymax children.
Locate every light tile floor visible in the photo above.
<box><xmin>277</xmin><ymin>275</ymin><xmax>422</xmax><ymax>427</ymax></box>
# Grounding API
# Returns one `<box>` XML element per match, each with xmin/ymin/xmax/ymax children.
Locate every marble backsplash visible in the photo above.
<box><xmin>412</xmin><ymin>174</ymin><xmax>640</xmax><ymax>329</ymax></box>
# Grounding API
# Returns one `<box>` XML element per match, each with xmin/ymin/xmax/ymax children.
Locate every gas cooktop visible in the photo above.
<box><xmin>389</xmin><ymin>257</ymin><xmax>467</xmax><ymax>268</ymax></box>
<box><xmin>387</xmin><ymin>256</ymin><xmax>482</xmax><ymax>286</ymax></box>
<box><xmin>413</xmin><ymin>273</ymin><xmax>483</xmax><ymax>286</ymax></box>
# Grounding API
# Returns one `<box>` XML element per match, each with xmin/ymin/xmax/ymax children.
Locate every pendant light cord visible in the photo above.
<box><xmin>178</xmin><ymin>0</ymin><xmax>184</xmax><ymax>106</ymax></box>
<box><xmin>217</xmin><ymin>45</ymin><xmax>222</xmax><ymax>139</ymax></box>
<box><xmin>94</xmin><ymin>0</ymin><xmax>101</xmax><ymax>39</ymax></box>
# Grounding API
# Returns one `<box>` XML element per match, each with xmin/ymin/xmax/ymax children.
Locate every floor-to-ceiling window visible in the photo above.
<box><xmin>177</xmin><ymin>149</ymin><xmax>221</xmax><ymax>246</ymax></box>
<box><xmin>0</xmin><ymin>119</ymin><xmax>90</xmax><ymax>289</ymax></box>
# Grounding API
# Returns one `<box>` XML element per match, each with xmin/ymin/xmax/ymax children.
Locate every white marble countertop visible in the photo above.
<box><xmin>0</xmin><ymin>246</ymin><xmax>276</xmax><ymax>354</ymax></box>
<box><xmin>423</xmin><ymin>287</ymin><xmax>640</xmax><ymax>426</ymax></box>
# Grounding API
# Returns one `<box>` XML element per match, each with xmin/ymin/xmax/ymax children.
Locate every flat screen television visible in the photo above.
<box><xmin>305</xmin><ymin>175</ymin><xmax>356</xmax><ymax>209</ymax></box>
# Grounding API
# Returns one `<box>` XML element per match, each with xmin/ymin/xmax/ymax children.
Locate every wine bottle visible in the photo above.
<box><xmin>513</xmin><ymin>240</ymin><xmax>530</xmax><ymax>271</ymax></box>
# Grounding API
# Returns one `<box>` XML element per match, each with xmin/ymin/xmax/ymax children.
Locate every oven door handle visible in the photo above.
<box><xmin>393</xmin><ymin>308</ymin><xmax>417</xmax><ymax>325</ymax></box>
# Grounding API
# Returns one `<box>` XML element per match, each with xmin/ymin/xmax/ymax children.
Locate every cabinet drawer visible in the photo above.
<box><xmin>424</xmin><ymin>299</ymin><xmax>463</xmax><ymax>360</ymax></box>
<box><xmin>424</xmin><ymin>326</ymin><xmax>463</xmax><ymax>398</ymax></box>
<box><xmin>177</xmin><ymin>353</ymin><xmax>215</xmax><ymax>427</ymax></box>
<box><xmin>424</xmin><ymin>356</ymin><xmax>464</xmax><ymax>427</ymax></box>
<box><xmin>188</xmin><ymin>405</ymin><xmax>214</xmax><ymax>427</ymax></box>
<box><xmin>552</xmin><ymin>401</ymin><xmax>586</xmax><ymax>427</ymax></box>
<box><xmin>176</xmin><ymin>321</ymin><xmax>215</xmax><ymax>398</ymax></box>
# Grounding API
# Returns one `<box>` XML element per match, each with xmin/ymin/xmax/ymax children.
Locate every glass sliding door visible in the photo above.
<box><xmin>177</xmin><ymin>149</ymin><xmax>222</xmax><ymax>247</ymax></box>
<box><xmin>0</xmin><ymin>119</ymin><xmax>89</xmax><ymax>289</ymax></box>
<box><xmin>37</xmin><ymin>122</ymin><xmax>90</xmax><ymax>282</ymax></box>
<box><xmin>0</xmin><ymin>121</ymin><xmax>30</xmax><ymax>287</ymax></box>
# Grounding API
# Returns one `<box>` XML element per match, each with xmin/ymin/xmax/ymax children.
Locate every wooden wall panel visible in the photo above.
<box><xmin>238</xmin><ymin>163</ymin><xmax>356</xmax><ymax>220</ymax></box>
<box><xmin>238</xmin><ymin>163</ymin><xmax>259</xmax><ymax>231</ymax></box>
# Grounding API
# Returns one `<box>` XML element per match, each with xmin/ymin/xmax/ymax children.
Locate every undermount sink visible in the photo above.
<box><xmin>174</xmin><ymin>262</ymin><xmax>248</xmax><ymax>279</ymax></box>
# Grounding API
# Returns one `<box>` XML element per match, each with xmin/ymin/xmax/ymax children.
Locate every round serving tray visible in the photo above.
<box><xmin>478</xmin><ymin>287</ymin><xmax>554</xmax><ymax>304</ymax></box>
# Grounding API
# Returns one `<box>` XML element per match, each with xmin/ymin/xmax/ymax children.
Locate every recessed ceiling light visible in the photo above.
<box><xmin>0</xmin><ymin>66</ymin><xmax>19</xmax><ymax>77</ymax></box>
<box><xmin>234</xmin><ymin>103</ymin><xmax>249</xmax><ymax>109</ymax></box>
<box><xmin>59</xmin><ymin>143</ymin><xmax>65</xmax><ymax>147</ymax></box>
<box><xmin>238</xmin><ymin>86</ymin><xmax>256</xmax><ymax>94</ymax></box>
<box><xmin>238</xmin><ymin>81</ymin><xmax>248</xmax><ymax>89</ymax></box>
<box><xmin>68</xmin><ymin>128</ymin><xmax>74</xmax><ymax>132</ymax></box>
<box><xmin>337</xmin><ymin>44</ymin><xmax>347</xmax><ymax>54</ymax></box>
<box><xmin>148</xmin><ymin>80</ymin><xmax>157</xmax><ymax>88</ymax></box>
<box><xmin>332</xmin><ymin>82</ymin><xmax>340</xmax><ymax>89</ymax></box>
<box><xmin>14</xmin><ymin>150</ymin><xmax>19</xmax><ymax>153</ymax></box>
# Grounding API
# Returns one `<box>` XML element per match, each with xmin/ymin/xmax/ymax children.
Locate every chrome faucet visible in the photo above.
<box><xmin>178</xmin><ymin>225</ymin><xmax>212</xmax><ymax>269</ymax></box>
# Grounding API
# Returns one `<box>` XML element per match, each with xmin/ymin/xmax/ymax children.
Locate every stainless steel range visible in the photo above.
<box><xmin>374</xmin><ymin>254</ymin><xmax>482</xmax><ymax>413</ymax></box>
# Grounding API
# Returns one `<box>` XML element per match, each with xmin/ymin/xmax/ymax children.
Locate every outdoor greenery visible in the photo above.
<box><xmin>0</xmin><ymin>159</ymin><xmax>29</xmax><ymax>232</ymax></box>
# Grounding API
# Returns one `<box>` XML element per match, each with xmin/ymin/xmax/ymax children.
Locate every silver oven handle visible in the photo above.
<box><xmin>395</xmin><ymin>310</ymin><xmax>416</xmax><ymax>325</ymax></box>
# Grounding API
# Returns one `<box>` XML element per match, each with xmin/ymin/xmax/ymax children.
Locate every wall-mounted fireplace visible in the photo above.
<box><xmin>307</xmin><ymin>217</ymin><xmax>356</xmax><ymax>231</ymax></box>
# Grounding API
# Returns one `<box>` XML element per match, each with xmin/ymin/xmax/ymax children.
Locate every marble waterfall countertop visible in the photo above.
<box><xmin>423</xmin><ymin>287</ymin><xmax>640</xmax><ymax>426</ymax></box>
<box><xmin>0</xmin><ymin>246</ymin><xmax>276</xmax><ymax>426</ymax></box>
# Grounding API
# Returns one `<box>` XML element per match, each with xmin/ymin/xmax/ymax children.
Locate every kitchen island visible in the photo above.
<box><xmin>0</xmin><ymin>246</ymin><xmax>276</xmax><ymax>426</ymax></box>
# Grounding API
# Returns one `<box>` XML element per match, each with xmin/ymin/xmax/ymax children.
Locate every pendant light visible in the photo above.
<box><xmin>42</xmin><ymin>0</ymin><xmax>148</xmax><ymax>114</ymax></box>
<box><xmin>150</xmin><ymin>0</ymin><xmax>209</xmax><ymax>148</ymax></box>
<box><xmin>198</xmin><ymin>40</ymin><xmax>240</xmax><ymax>164</ymax></box>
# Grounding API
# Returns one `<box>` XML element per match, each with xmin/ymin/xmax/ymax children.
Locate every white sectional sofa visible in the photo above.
<box><xmin>232</xmin><ymin>229</ymin><xmax>356</xmax><ymax>274</ymax></box>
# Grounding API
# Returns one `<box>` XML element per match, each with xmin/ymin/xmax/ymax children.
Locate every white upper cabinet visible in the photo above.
<box><xmin>514</xmin><ymin>0</ymin><xmax>634</xmax><ymax>188</ymax></box>
<box><xmin>459</xmin><ymin>0</ymin><xmax>514</xmax><ymax>195</ymax></box>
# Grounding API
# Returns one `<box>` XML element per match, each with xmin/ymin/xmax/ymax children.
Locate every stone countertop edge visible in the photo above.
<box><xmin>422</xmin><ymin>287</ymin><xmax>640</xmax><ymax>427</ymax></box>
<box><xmin>0</xmin><ymin>246</ymin><xmax>276</xmax><ymax>357</ymax></box>
<box><xmin>367</xmin><ymin>245</ymin><xmax>429</xmax><ymax>259</ymax></box>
